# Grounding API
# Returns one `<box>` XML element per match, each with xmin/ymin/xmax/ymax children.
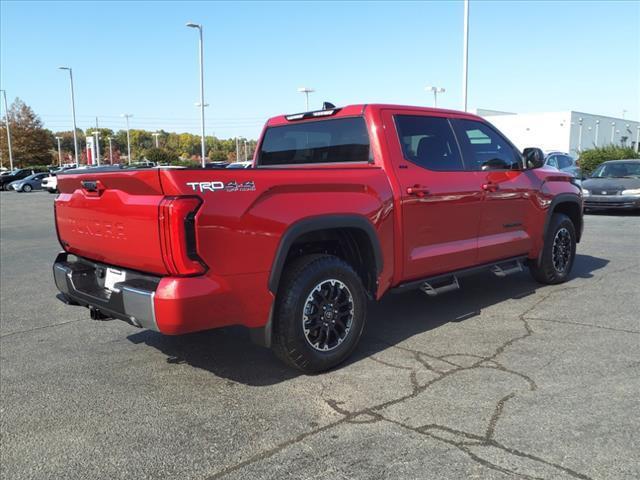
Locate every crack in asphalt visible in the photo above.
<box><xmin>206</xmin><ymin>266</ymin><xmax>637</xmax><ymax>479</ymax></box>
<box><xmin>0</xmin><ymin>319</ymin><xmax>85</xmax><ymax>339</ymax></box>
<box><xmin>203</xmin><ymin>276</ymin><xmax>606</xmax><ymax>480</ymax></box>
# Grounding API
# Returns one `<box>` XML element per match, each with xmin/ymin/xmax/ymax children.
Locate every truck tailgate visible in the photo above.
<box><xmin>55</xmin><ymin>169</ymin><xmax>169</xmax><ymax>275</ymax></box>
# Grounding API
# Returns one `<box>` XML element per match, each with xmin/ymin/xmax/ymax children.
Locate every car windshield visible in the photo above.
<box><xmin>591</xmin><ymin>162</ymin><xmax>640</xmax><ymax>178</ymax></box>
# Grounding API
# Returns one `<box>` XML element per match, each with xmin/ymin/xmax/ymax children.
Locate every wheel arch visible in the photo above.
<box><xmin>268</xmin><ymin>215</ymin><xmax>383</xmax><ymax>297</ymax></box>
<box><xmin>545</xmin><ymin>194</ymin><xmax>583</xmax><ymax>243</ymax></box>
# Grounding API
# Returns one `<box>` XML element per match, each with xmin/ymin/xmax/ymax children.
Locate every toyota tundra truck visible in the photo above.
<box><xmin>53</xmin><ymin>104</ymin><xmax>583</xmax><ymax>372</ymax></box>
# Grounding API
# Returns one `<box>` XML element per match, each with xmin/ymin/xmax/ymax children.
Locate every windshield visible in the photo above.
<box><xmin>591</xmin><ymin>162</ymin><xmax>640</xmax><ymax>178</ymax></box>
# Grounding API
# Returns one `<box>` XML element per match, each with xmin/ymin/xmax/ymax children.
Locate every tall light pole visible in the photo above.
<box><xmin>594</xmin><ymin>120</ymin><xmax>600</xmax><ymax>147</ymax></box>
<box><xmin>622</xmin><ymin>109</ymin><xmax>627</xmax><ymax>120</ymax></box>
<box><xmin>107</xmin><ymin>136</ymin><xmax>114</xmax><ymax>164</ymax></box>
<box><xmin>91</xmin><ymin>131</ymin><xmax>101</xmax><ymax>166</ymax></box>
<box><xmin>297</xmin><ymin>87</ymin><xmax>315</xmax><ymax>111</ymax></box>
<box><xmin>611</xmin><ymin>122</ymin><xmax>616</xmax><ymax>143</ymax></box>
<box><xmin>236</xmin><ymin>137</ymin><xmax>240</xmax><ymax>162</ymax></box>
<box><xmin>121</xmin><ymin>114</ymin><xmax>133</xmax><ymax>163</ymax></box>
<box><xmin>55</xmin><ymin>136</ymin><xmax>63</xmax><ymax>166</ymax></box>
<box><xmin>577</xmin><ymin>117</ymin><xmax>583</xmax><ymax>152</ymax></box>
<box><xmin>244</xmin><ymin>140</ymin><xmax>248</xmax><ymax>161</ymax></box>
<box><xmin>152</xmin><ymin>132</ymin><xmax>160</xmax><ymax>148</ymax></box>
<box><xmin>425</xmin><ymin>86</ymin><xmax>446</xmax><ymax>107</ymax></box>
<box><xmin>636</xmin><ymin>126</ymin><xmax>640</xmax><ymax>153</ymax></box>
<box><xmin>462</xmin><ymin>0</ymin><xmax>470</xmax><ymax>112</ymax></box>
<box><xmin>58</xmin><ymin>67</ymin><xmax>79</xmax><ymax>165</ymax></box>
<box><xmin>186</xmin><ymin>22</ymin><xmax>206</xmax><ymax>167</ymax></box>
<box><xmin>0</xmin><ymin>89</ymin><xmax>14</xmax><ymax>171</ymax></box>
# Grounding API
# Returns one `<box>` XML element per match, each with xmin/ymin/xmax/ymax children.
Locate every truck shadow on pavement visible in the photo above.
<box><xmin>127</xmin><ymin>254</ymin><xmax>608</xmax><ymax>387</ymax></box>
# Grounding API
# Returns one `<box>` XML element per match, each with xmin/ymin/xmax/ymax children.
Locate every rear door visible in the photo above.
<box><xmin>55</xmin><ymin>169</ymin><xmax>170</xmax><ymax>275</ymax></box>
<box><xmin>382</xmin><ymin>110</ymin><xmax>483</xmax><ymax>281</ymax></box>
<box><xmin>452</xmin><ymin>118</ymin><xmax>537</xmax><ymax>264</ymax></box>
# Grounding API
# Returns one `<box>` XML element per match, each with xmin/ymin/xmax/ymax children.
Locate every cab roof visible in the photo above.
<box><xmin>266</xmin><ymin>103</ymin><xmax>484</xmax><ymax>127</ymax></box>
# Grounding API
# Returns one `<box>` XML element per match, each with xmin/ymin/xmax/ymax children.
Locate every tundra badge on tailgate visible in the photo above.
<box><xmin>186</xmin><ymin>180</ymin><xmax>256</xmax><ymax>193</ymax></box>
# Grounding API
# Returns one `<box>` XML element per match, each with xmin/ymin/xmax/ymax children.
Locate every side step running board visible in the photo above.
<box><xmin>491</xmin><ymin>260</ymin><xmax>523</xmax><ymax>277</ymax></box>
<box><xmin>391</xmin><ymin>255</ymin><xmax>528</xmax><ymax>295</ymax></box>
<box><xmin>420</xmin><ymin>276</ymin><xmax>460</xmax><ymax>297</ymax></box>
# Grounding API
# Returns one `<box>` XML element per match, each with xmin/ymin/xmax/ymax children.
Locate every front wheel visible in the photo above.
<box><xmin>272</xmin><ymin>254</ymin><xmax>368</xmax><ymax>373</ymax></box>
<box><xmin>529</xmin><ymin>213</ymin><xmax>576</xmax><ymax>284</ymax></box>
<box><xmin>22</xmin><ymin>184</ymin><xmax>33</xmax><ymax>192</ymax></box>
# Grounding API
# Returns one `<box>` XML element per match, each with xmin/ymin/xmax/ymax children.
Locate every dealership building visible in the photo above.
<box><xmin>477</xmin><ymin>109</ymin><xmax>640</xmax><ymax>157</ymax></box>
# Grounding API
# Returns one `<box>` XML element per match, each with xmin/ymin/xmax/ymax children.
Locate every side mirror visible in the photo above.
<box><xmin>523</xmin><ymin>147</ymin><xmax>545</xmax><ymax>169</ymax></box>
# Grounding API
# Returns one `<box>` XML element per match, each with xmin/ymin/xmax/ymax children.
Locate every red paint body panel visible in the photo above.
<box><xmin>54</xmin><ymin>104</ymin><xmax>581</xmax><ymax>335</ymax></box>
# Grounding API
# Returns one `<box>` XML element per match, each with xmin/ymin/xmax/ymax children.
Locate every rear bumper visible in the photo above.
<box><xmin>53</xmin><ymin>252</ymin><xmax>159</xmax><ymax>330</ymax></box>
<box><xmin>53</xmin><ymin>252</ymin><xmax>274</xmax><ymax>335</ymax></box>
<box><xmin>584</xmin><ymin>195</ymin><xmax>640</xmax><ymax>210</ymax></box>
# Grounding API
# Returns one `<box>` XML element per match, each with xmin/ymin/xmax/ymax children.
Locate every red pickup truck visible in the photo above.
<box><xmin>53</xmin><ymin>104</ymin><xmax>583</xmax><ymax>372</ymax></box>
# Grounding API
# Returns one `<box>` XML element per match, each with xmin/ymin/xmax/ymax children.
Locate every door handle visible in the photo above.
<box><xmin>407</xmin><ymin>185</ymin><xmax>430</xmax><ymax>197</ymax></box>
<box><xmin>482</xmin><ymin>182</ymin><xmax>499</xmax><ymax>192</ymax></box>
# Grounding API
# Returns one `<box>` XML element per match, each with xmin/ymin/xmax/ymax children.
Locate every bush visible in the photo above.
<box><xmin>579</xmin><ymin>146</ymin><xmax>640</xmax><ymax>174</ymax></box>
<box><xmin>143</xmin><ymin>147</ymin><xmax>179</xmax><ymax>164</ymax></box>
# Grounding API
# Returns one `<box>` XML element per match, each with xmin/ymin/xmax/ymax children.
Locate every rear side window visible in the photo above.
<box><xmin>453</xmin><ymin>119</ymin><xmax>522</xmax><ymax>170</ymax></box>
<box><xmin>258</xmin><ymin>117</ymin><xmax>370</xmax><ymax>166</ymax></box>
<box><xmin>394</xmin><ymin>115</ymin><xmax>464</xmax><ymax>171</ymax></box>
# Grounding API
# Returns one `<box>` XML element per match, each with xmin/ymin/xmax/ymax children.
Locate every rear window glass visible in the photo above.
<box><xmin>258</xmin><ymin>117</ymin><xmax>370</xmax><ymax>166</ymax></box>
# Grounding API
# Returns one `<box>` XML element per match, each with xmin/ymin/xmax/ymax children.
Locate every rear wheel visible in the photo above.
<box><xmin>529</xmin><ymin>213</ymin><xmax>576</xmax><ymax>284</ymax></box>
<box><xmin>272</xmin><ymin>254</ymin><xmax>367</xmax><ymax>373</ymax></box>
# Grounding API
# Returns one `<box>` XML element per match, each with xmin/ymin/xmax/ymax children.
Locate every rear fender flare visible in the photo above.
<box><xmin>267</xmin><ymin>215</ymin><xmax>383</xmax><ymax>295</ymax></box>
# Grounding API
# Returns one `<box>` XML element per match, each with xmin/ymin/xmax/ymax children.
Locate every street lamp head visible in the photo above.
<box><xmin>186</xmin><ymin>22</ymin><xmax>201</xmax><ymax>29</ymax></box>
<box><xmin>121</xmin><ymin>113</ymin><xmax>133</xmax><ymax>118</ymax></box>
<box><xmin>297</xmin><ymin>87</ymin><xmax>315</xmax><ymax>94</ymax></box>
<box><xmin>57</xmin><ymin>66</ymin><xmax>71</xmax><ymax>71</ymax></box>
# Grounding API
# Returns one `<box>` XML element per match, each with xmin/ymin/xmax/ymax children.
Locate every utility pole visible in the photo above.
<box><xmin>122</xmin><ymin>114</ymin><xmax>133</xmax><ymax>163</ymax></box>
<box><xmin>107</xmin><ymin>136</ymin><xmax>114</xmax><ymax>164</ymax></box>
<box><xmin>55</xmin><ymin>136</ymin><xmax>63</xmax><ymax>166</ymax></box>
<box><xmin>152</xmin><ymin>132</ymin><xmax>160</xmax><ymax>148</ymax></box>
<box><xmin>58</xmin><ymin>67</ymin><xmax>79</xmax><ymax>165</ymax></box>
<box><xmin>462</xmin><ymin>0</ymin><xmax>470</xmax><ymax>112</ymax></box>
<box><xmin>0</xmin><ymin>89</ymin><xmax>14</xmax><ymax>171</ymax></box>
<box><xmin>186</xmin><ymin>22</ymin><xmax>206</xmax><ymax>167</ymax></box>
<box><xmin>297</xmin><ymin>87</ymin><xmax>315</xmax><ymax>111</ymax></box>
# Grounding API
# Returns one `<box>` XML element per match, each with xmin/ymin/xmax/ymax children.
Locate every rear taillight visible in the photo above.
<box><xmin>158</xmin><ymin>196</ymin><xmax>207</xmax><ymax>276</ymax></box>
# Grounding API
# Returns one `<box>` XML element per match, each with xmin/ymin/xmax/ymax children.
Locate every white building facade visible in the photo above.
<box><xmin>477</xmin><ymin>109</ymin><xmax>640</xmax><ymax>157</ymax></box>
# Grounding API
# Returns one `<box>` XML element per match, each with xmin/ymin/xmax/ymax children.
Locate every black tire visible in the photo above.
<box><xmin>272</xmin><ymin>254</ymin><xmax>367</xmax><ymax>373</ymax></box>
<box><xmin>529</xmin><ymin>213</ymin><xmax>576</xmax><ymax>284</ymax></box>
<box><xmin>22</xmin><ymin>184</ymin><xmax>32</xmax><ymax>192</ymax></box>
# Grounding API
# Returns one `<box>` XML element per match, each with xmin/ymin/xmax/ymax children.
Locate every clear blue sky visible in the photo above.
<box><xmin>1</xmin><ymin>0</ymin><xmax>639</xmax><ymax>139</ymax></box>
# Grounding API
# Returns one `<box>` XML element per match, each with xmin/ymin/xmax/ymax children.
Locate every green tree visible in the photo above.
<box><xmin>143</xmin><ymin>147</ymin><xmax>179</xmax><ymax>164</ymax></box>
<box><xmin>0</xmin><ymin>98</ymin><xmax>54</xmax><ymax>166</ymax></box>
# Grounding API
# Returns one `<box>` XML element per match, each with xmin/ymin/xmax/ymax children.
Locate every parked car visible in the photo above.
<box><xmin>582</xmin><ymin>159</ymin><xmax>640</xmax><ymax>212</ymax></box>
<box><xmin>52</xmin><ymin>103</ymin><xmax>583</xmax><ymax>373</ymax></box>
<box><xmin>545</xmin><ymin>152</ymin><xmax>581</xmax><ymax>179</ymax></box>
<box><xmin>226</xmin><ymin>161</ymin><xmax>253</xmax><ymax>169</ymax></box>
<box><xmin>10</xmin><ymin>172</ymin><xmax>49</xmax><ymax>192</ymax></box>
<box><xmin>1</xmin><ymin>168</ymin><xmax>39</xmax><ymax>190</ymax></box>
<box><xmin>205</xmin><ymin>161</ymin><xmax>230</xmax><ymax>169</ymax></box>
<box><xmin>41</xmin><ymin>174</ymin><xmax>58</xmax><ymax>193</ymax></box>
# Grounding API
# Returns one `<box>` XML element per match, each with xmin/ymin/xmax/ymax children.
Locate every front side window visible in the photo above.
<box><xmin>454</xmin><ymin>119</ymin><xmax>522</xmax><ymax>171</ymax></box>
<box><xmin>394</xmin><ymin>115</ymin><xmax>464</xmax><ymax>171</ymax></box>
<box><xmin>258</xmin><ymin>117</ymin><xmax>370</xmax><ymax>166</ymax></box>
<box><xmin>546</xmin><ymin>155</ymin><xmax>559</xmax><ymax>168</ymax></box>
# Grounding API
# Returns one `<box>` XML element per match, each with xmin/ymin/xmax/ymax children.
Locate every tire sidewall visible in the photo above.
<box><xmin>541</xmin><ymin>214</ymin><xmax>576</xmax><ymax>283</ymax></box>
<box><xmin>22</xmin><ymin>184</ymin><xmax>32</xmax><ymax>192</ymax></box>
<box><xmin>278</xmin><ymin>257</ymin><xmax>367</xmax><ymax>372</ymax></box>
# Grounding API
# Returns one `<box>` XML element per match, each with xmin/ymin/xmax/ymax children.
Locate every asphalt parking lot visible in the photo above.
<box><xmin>1</xmin><ymin>192</ymin><xmax>639</xmax><ymax>480</ymax></box>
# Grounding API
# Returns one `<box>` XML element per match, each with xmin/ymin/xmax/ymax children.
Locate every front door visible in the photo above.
<box><xmin>452</xmin><ymin>118</ymin><xmax>538</xmax><ymax>264</ymax></box>
<box><xmin>382</xmin><ymin>111</ymin><xmax>483</xmax><ymax>281</ymax></box>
